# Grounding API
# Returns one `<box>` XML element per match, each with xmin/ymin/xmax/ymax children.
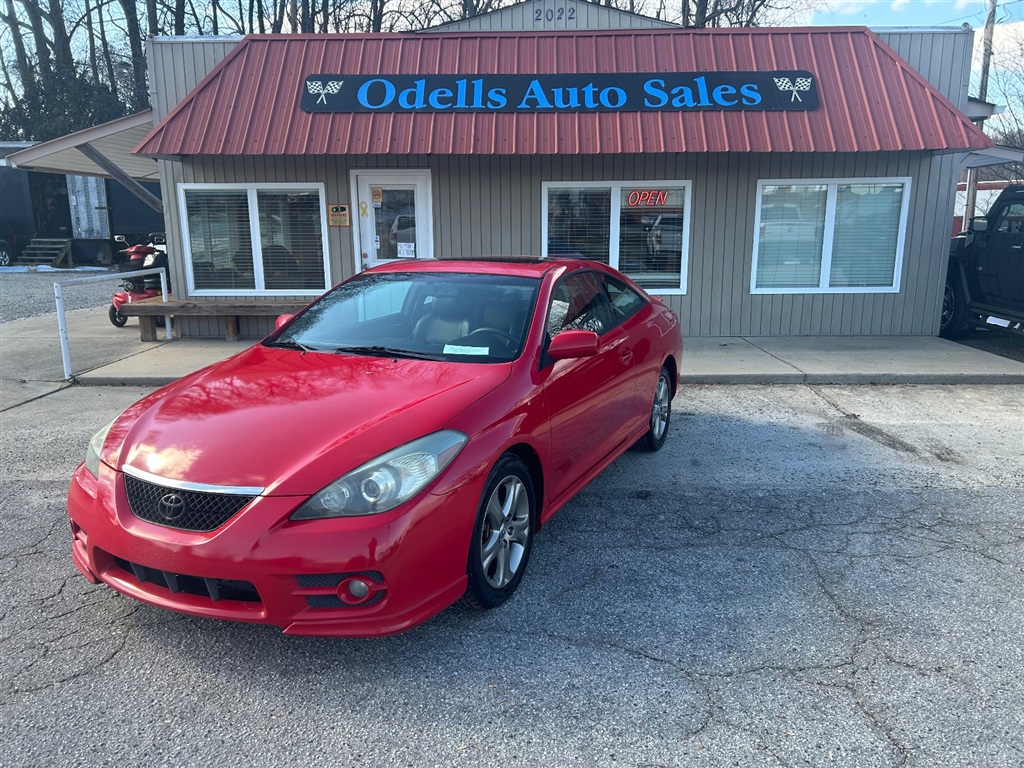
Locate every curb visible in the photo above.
<box><xmin>680</xmin><ymin>372</ymin><xmax>1024</xmax><ymax>385</ymax></box>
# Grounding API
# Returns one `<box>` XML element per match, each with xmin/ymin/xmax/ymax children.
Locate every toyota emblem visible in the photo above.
<box><xmin>157</xmin><ymin>493</ymin><xmax>186</xmax><ymax>521</ymax></box>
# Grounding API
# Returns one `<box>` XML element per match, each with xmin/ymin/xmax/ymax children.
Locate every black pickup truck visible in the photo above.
<box><xmin>940</xmin><ymin>185</ymin><xmax>1024</xmax><ymax>338</ymax></box>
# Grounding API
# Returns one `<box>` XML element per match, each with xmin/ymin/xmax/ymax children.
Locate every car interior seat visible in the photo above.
<box><xmin>480</xmin><ymin>299</ymin><xmax>527</xmax><ymax>339</ymax></box>
<box><xmin>412</xmin><ymin>296</ymin><xmax>471</xmax><ymax>345</ymax></box>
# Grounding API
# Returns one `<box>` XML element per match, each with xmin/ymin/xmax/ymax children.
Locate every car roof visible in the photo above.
<box><xmin>365</xmin><ymin>257</ymin><xmax>601</xmax><ymax>279</ymax></box>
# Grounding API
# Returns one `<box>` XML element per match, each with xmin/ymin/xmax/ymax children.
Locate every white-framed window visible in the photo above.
<box><xmin>542</xmin><ymin>181</ymin><xmax>691</xmax><ymax>293</ymax></box>
<box><xmin>178</xmin><ymin>183</ymin><xmax>331</xmax><ymax>296</ymax></box>
<box><xmin>751</xmin><ymin>178</ymin><xmax>911</xmax><ymax>294</ymax></box>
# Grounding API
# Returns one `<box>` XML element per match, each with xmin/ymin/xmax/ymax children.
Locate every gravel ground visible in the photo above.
<box><xmin>0</xmin><ymin>269</ymin><xmax>117</xmax><ymax>323</ymax></box>
<box><xmin>955</xmin><ymin>326</ymin><xmax>1024</xmax><ymax>363</ymax></box>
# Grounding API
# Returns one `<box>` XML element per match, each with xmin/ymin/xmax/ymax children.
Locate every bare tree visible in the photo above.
<box><xmin>0</xmin><ymin>0</ymin><xmax>830</xmax><ymax>141</ymax></box>
<box><xmin>0</xmin><ymin>0</ymin><xmax>37</xmax><ymax>101</ymax></box>
<box><xmin>986</xmin><ymin>27</ymin><xmax>1024</xmax><ymax>148</ymax></box>
<box><xmin>117</xmin><ymin>0</ymin><xmax>149</xmax><ymax>109</ymax></box>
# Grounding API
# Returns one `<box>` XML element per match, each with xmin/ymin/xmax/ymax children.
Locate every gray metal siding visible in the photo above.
<box><xmin>429</xmin><ymin>0</ymin><xmax>676</xmax><ymax>32</ymax></box>
<box><xmin>147</xmin><ymin>38</ymin><xmax>239</xmax><ymax>121</ymax></box>
<box><xmin>172</xmin><ymin>150</ymin><xmax>953</xmax><ymax>338</ymax></box>
<box><xmin>876</xmin><ymin>29</ymin><xmax>971</xmax><ymax>107</ymax></box>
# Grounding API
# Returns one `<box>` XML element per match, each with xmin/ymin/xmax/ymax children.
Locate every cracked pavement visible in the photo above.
<box><xmin>0</xmin><ymin>382</ymin><xmax>1022</xmax><ymax>767</ymax></box>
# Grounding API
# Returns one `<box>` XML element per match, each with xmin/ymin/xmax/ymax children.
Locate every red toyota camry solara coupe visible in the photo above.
<box><xmin>68</xmin><ymin>258</ymin><xmax>683</xmax><ymax>637</ymax></box>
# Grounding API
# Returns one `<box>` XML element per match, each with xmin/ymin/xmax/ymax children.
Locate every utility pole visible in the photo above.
<box><xmin>979</xmin><ymin>0</ymin><xmax>997</xmax><ymax>101</ymax></box>
<box><xmin>966</xmin><ymin>0</ymin><xmax>998</xmax><ymax>225</ymax></box>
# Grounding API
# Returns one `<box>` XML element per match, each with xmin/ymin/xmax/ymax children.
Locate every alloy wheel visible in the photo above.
<box><xmin>651</xmin><ymin>373</ymin><xmax>671</xmax><ymax>442</ymax></box>
<box><xmin>479</xmin><ymin>475</ymin><xmax>531</xmax><ymax>590</ymax></box>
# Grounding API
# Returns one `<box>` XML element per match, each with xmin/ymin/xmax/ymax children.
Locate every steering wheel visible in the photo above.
<box><xmin>463</xmin><ymin>327</ymin><xmax>518</xmax><ymax>347</ymax></box>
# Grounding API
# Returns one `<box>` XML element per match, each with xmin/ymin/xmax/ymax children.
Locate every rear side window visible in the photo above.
<box><xmin>603</xmin><ymin>276</ymin><xmax>646</xmax><ymax>321</ymax></box>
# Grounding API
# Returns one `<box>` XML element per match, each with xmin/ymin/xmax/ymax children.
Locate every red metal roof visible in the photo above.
<box><xmin>135</xmin><ymin>28</ymin><xmax>992</xmax><ymax>157</ymax></box>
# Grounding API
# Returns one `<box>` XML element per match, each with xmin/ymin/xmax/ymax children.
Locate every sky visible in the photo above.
<box><xmin>811</xmin><ymin>0</ymin><xmax>1023</xmax><ymax>29</ymax></box>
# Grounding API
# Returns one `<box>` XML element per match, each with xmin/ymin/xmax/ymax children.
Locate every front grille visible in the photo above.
<box><xmin>124</xmin><ymin>474</ymin><xmax>255</xmax><ymax>532</ymax></box>
<box><xmin>296</xmin><ymin>572</ymin><xmax>351</xmax><ymax>588</ymax></box>
<box><xmin>112</xmin><ymin>555</ymin><xmax>261</xmax><ymax>603</ymax></box>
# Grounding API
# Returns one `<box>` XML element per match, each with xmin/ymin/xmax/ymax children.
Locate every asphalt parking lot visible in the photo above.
<box><xmin>2</xmin><ymin>377</ymin><xmax>1022</xmax><ymax>767</ymax></box>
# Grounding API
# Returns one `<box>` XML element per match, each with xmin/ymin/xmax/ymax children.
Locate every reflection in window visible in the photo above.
<box><xmin>547</xmin><ymin>187</ymin><xmax>611</xmax><ymax>263</ymax></box>
<box><xmin>183</xmin><ymin>186</ymin><xmax>328</xmax><ymax>294</ymax></box>
<box><xmin>257</xmin><ymin>191</ymin><xmax>325</xmax><ymax>290</ymax></box>
<box><xmin>994</xmin><ymin>203</ymin><xmax>1024</xmax><ymax>233</ymax></box>
<box><xmin>375</xmin><ymin>188</ymin><xmax>416</xmax><ymax>260</ymax></box>
<box><xmin>547</xmin><ymin>272</ymin><xmax>615</xmax><ymax>337</ymax></box>
<box><xmin>545</xmin><ymin>183</ymin><xmax>690</xmax><ymax>292</ymax></box>
<box><xmin>753</xmin><ymin>180</ymin><xmax>908</xmax><ymax>292</ymax></box>
<box><xmin>619</xmin><ymin>187</ymin><xmax>685</xmax><ymax>290</ymax></box>
<box><xmin>831</xmin><ymin>184</ymin><xmax>904</xmax><ymax>287</ymax></box>
<box><xmin>185</xmin><ymin>190</ymin><xmax>255</xmax><ymax>291</ymax></box>
<box><xmin>755</xmin><ymin>185</ymin><xmax>826</xmax><ymax>289</ymax></box>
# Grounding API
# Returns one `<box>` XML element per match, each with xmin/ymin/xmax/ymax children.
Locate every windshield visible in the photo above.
<box><xmin>267</xmin><ymin>271</ymin><xmax>540</xmax><ymax>363</ymax></box>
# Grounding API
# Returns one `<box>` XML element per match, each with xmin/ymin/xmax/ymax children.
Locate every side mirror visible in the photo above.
<box><xmin>548</xmin><ymin>330</ymin><xmax>599</xmax><ymax>360</ymax></box>
<box><xmin>968</xmin><ymin>217</ymin><xmax>988</xmax><ymax>233</ymax></box>
<box><xmin>114</xmin><ymin>235</ymin><xmax>126</xmax><ymax>243</ymax></box>
<box><xmin>275</xmin><ymin>314</ymin><xmax>294</xmax><ymax>330</ymax></box>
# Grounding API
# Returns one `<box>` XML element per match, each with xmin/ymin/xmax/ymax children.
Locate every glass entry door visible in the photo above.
<box><xmin>352</xmin><ymin>170</ymin><xmax>432</xmax><ymax>270</ymax></box>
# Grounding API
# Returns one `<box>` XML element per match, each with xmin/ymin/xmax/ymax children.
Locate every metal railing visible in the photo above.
<box><xmin>54</xmin><ymin>268</ymin><xmax>171</xmax><ymax>381</ymax></box>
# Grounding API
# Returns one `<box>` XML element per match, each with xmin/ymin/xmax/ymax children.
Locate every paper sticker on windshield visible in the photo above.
<box><xmin>443</xmin><ymin>344</ymin><xmax>489</xmax><ymax>355</ymax></box>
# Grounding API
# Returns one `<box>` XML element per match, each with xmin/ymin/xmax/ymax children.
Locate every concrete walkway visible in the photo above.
<box><xmin>3</xmin><ymin>306</ymin><xmax>1024</xmax><ymax>410</ymax></box>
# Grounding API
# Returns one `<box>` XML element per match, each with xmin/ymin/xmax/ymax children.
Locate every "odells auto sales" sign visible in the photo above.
<box><xmin>301</xmin><ymin>72</ymin><xmax>818</xmax><ymax>113</ymax></box>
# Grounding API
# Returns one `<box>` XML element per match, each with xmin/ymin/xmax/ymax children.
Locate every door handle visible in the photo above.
<box><xmin>619</xmin><ymin>348</ymin><xmax>633</xmax><ymax>365</ymax></box>
<box><xmin>1012</xmin><ymin>244</ymin><xmax>1022</xmax><ymax>251</ymax></box>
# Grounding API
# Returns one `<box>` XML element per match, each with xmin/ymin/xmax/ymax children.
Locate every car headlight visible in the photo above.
<box><xmin>85</xmin><ymin>419</ymin><xmax>116</xmax><ymax>478</ymax></box>
<box><xmin>291</xmin><ymin>430</ymin><xmax>468</xmax><ymax>520</ymax></box>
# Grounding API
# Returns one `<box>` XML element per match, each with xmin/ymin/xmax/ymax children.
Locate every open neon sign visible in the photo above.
<box><xmin>627</xmin><ymin>190</ymin><xmax>671</xmax><ymax>206</ymax></box>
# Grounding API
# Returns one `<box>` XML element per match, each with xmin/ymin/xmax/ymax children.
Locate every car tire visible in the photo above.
<box><xmin>636</xmin><ymin>366</ymin><xmax>672</xmax><ymax>452</ymax></box>
<box><xmin>463</xmin><ymin>453</ymin><xmax>536</xmax><ymax>611</ymax></box>
<box><xmin>109</xmin><ymin>304</ymin><xmax>128</xmax><ymax>327</ymax></box>
<box><xmin>939</xmin><ymin>275</ymin><xmax>974</xmax><ymax>339</ymax></box>
<box><xmin>0</xmin><ymin>245</ymin><xmax>11</xmax><ymax>267</ymax></box>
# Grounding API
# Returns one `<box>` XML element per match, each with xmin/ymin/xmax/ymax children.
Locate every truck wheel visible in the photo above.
<box><xmin>939</xmin><ymin>277</ymin><xmax>974</xmax><ymax>339</ymax></box>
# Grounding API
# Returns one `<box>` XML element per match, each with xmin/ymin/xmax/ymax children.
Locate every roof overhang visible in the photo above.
<box><xmin>964</xmin><ymin>96</ymin><xmax>1004</xmax><ymax>122</ymax></box>
<box><xmin>961</xmin><ymin>145</ymin><xmax>1024</xmax><ymax>169</ymax></box>
<box><xmin>7</xmin><ymin>110</ymin><xmax>159</xmax><ymax>181</ymax></box>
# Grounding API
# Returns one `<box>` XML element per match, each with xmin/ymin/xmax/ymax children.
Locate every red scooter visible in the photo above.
<box><xmin>109</xmin><ymin>234</ymin><xmax>170</xmax><ymax>328</ymax></box>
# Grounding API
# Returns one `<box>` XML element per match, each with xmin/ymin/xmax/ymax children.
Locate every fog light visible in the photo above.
<box><xmin>336</xmin><ymin>575</ymin><xmax>386</xmax><ymax>605</ymax></box>
<box><xmin>348</xmin><ymin>579</ymin><xmax>370</xmax><ymax>599</ymax></box>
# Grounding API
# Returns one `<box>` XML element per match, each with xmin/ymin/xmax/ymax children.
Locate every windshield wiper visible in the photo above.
<box><xmin>333</xmin><ymin>345</ymin><xmax>440</xmax><ymax>361</ymax></box>
<box><xmin>266</xmin><ymin>338</ymin><xmax>317</xmax><ymax>353</ymax></box>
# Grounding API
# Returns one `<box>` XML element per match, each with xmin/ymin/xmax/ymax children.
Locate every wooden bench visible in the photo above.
<box><xmin>118</xmin><ymin>297</ymin><xmax>310</xmax><ymax>342</ymax></box>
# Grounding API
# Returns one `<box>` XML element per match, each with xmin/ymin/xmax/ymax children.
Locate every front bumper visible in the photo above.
<box><xmin>67</xmin><ymin>461</ymin><xmax>481</xmax><ymax>637</ymax></box>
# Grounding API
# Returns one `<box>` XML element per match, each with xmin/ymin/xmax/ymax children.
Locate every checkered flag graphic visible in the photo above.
<box><xmin>307</xmin><ymin>80</ymin><xmax>344</xmax><ymax>104</ymax></box>
<box><xmin>774</xmin><ymin>76</ymin><xmax>813</xmax><ymax>102</ymax></box>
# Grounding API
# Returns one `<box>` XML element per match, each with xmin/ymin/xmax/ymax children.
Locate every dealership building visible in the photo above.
<box><xmin>10</xmin><ymin>0</ymin><xmax>1005</xmax><ymax>338</ymax></box>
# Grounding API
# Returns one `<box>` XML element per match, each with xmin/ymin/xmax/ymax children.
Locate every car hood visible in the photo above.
<box><xmin>108</xmin><ymin>345</ymin><xmax>511</xmax><ymax>496</ymax></box>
